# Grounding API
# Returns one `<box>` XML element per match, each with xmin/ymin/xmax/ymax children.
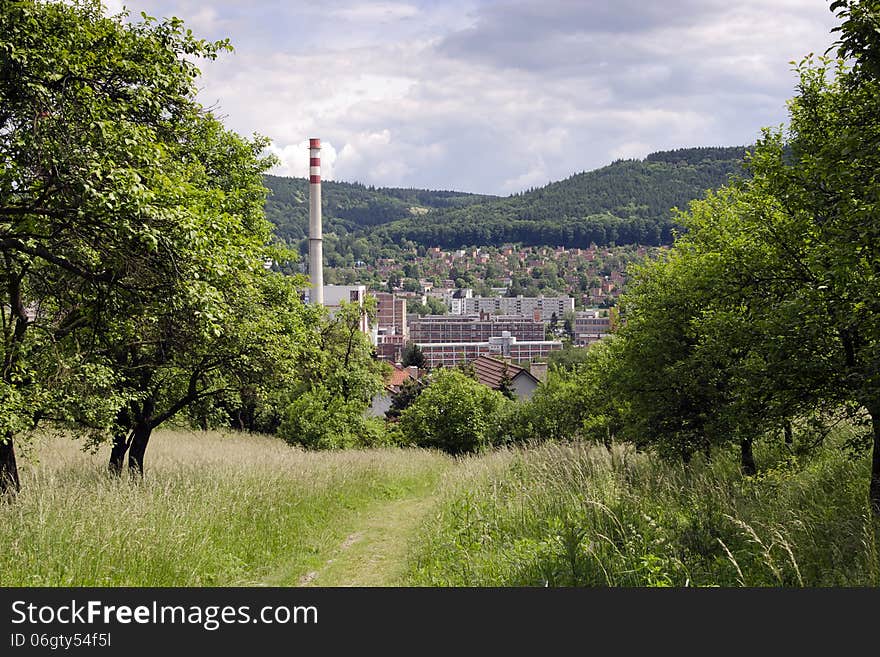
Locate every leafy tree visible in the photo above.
<box><xmin>547</xmin><ymin>343</ymin><xmax>593</xmax><ymax>371</ymax></box>
<box><xmin>607</xmin><ymin>0</ymin><xmax>880</xmax><ymax>502</ymax></box>
<box><xmin>562</xmin><ymin>310</ymin><xmax>576</xmax><ymax>341</ymax></box>
<box><xmin>106</xmin><ymin>267</ymin><xmax>310</xmax><ymax>474</ymax></box>
<box><xmin>501</xmin><ymin>338</ymin><xmax>624</xmax><ymax>446</ymax></box>
<box><xmin>401</xmin><ymin>342</ymin><xmax>427</xmax><ymax>369</ymax></box>
<box><xmin>611</xmin><ymin>246</ymin><xmax>754</xmax><ymax>465</ymax></box>
<box><xmin>385</xmin><ymin>376</ymin><xmax>426</xmax><ymax>421</ymax></box>
<box><xmin>277</xmin><ymin>384</ymin><xmax>389</xmax><ymax>449</ymax></box>
<box><xmin>425</xmin><ymin>296</ymin><xmax>447</xmax><ymax>315</ymax></box>
<box><xmin>497</xmin><ymin>364</ymin><xmax>517</xmax><ymax>401</ymax></box>
<box><xmin>0</xmin><ymin>0</ymin><xmax>248</xmax><ymax>490</ymax></box>
<box><xmin>398</xmin><ymin>369</ymin><xmax>509</xmax><ymax>454</ymax></box>
<box><xmin>386</xmin><ymin>271</ymin><xmax>402</xmax><ymax>292</ymax></box>
<box><xmin>278</xmin><ymin>299</ymin><xmax>389</xmax><ymax>449</ymax></box>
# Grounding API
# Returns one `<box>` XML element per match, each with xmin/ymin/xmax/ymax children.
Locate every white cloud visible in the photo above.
<box><xmin>330</xmin><ymin>2</ymin><xmax>420</xmax><ymax>23</ymax></box>
<box><xmin>116</xmin><ymin>0</ymin><xmax>841</xmax><ymax>194</ymax></box>
<box><xmin>268</xmin><ymin>140</ymin><xmax>338</xmax><ymax>180</ymax></box>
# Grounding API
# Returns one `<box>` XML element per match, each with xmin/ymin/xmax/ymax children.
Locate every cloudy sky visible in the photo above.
<box><xmin>104</xmin><ymin>0</ymin><xmax>840</xmax><ymax>195</ymax></box>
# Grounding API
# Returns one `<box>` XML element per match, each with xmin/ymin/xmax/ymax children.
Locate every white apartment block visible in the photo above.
<box><xmin>451</xmin><ymin>295</ymin><xmax>575</xmax><ymax>320</ymax></box>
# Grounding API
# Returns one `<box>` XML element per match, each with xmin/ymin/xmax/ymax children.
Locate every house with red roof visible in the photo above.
<box><xmin>472</xmin><ymin>356</ymin><xmax>540</xmax><ymax>400</ymax></box>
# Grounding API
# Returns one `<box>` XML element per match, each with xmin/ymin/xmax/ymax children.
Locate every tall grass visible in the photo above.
<box><xmin>405</xmin><ymin>435</ymin><xmax>880</xmax><ymax>586</ymax></box>
<box><xmin>1</xmin><ymin>430</ymin><xmax>449</xmax><ymax>586</ymax></box>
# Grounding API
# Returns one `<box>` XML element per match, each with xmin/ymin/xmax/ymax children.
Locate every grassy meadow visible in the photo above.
<box><xmin>406</xmin><ymin>435</ymin><xmax>880</xmax><ymax>587</ymax></box>
<box><xmin>0</xmin><ymin>430</ymin><xmax>449</xmax><ymax>586</ymax></box>
<box><xmin>3</xmin><ymin>428</ymin><xmax>878</xmax><ymax>587</ymax></box>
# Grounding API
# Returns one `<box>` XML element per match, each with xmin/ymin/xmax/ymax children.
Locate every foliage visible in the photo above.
<box><xmin>398</xmin><ymin>370</ymin><xmax>510</xmax><ymax>454</ymax></box>
<box><xmin>0</xmin><ymin>0</ymin><xmax>294</xmax><ymax>485</ymax></box>
<box><xmin>604</xmin><ymin>0</ymin><xmax>880</xmax><ymax>501</ymax></box>
<box><xmin>499</xmin><ymin>338</ymin><xmax>624</xmax><ymax>445</ymax></box>
<box><xmin>263</xmin><ymin>147</ymin><xmax>748</xmax><ymax>253</ymax></box>
<box><xmin>278</xmin><ymin>299</ymin><xmax>390</xmax><ymax>449</ymax></box>
<box><xmin>386</xmin><ymin>376</ymin><xmax>427</xmax><ymax>421</ymax></box>
<box><xmin>401</xmin><ymin>342</ymin><xmax>427</xmax><ymax>369</ymax></box>
<box><xmin>277</xmin><ymin>385</ymin><xmax>387</xmax><ymax>449</ymax></box>
<box><xmin>263</xmin><ymin>174</ymin><xmax>493</xmax><ymax>246</ymax></box>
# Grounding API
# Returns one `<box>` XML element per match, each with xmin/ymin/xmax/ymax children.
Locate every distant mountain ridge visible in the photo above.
<box><xmin>263</xmin><ymin>146</ymin><xmax>749</xmax><ymax>249</ymax></box>
<box><xmin>263</xmin><ymin>175</ymin><xmax>495</xmax><ymax>244</ymax></box>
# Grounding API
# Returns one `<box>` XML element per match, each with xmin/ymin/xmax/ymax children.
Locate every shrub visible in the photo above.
<box><xmin>398</xmin><ymin>370</ymin><xmax>509</xmax><ymax>454</ymax></box>
<box><xmin>278</xmin><ymin>386</ymin><xmax>392</xmax><ymax>449</ymax></box>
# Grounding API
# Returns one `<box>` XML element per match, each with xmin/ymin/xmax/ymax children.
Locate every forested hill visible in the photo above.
<box><xmin>263</xmin><ymin>175</ymin><xmax>496</xmax><ymax>243</ymax></box>
<box><xmin>264</xmin><ymin>146</ymin><xmax>749</xmax><ymax>249</ymax></box>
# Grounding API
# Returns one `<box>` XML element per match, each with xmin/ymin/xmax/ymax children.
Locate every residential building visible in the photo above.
<box><xmin>451</xmin><ymin>295</ymin><xmax>574</xmax><ymax>319</ymax></box>
<box><xmin>573</xmin><ymin>309</ymin><xmax>613</xmax><ymax>346</ymax></box>
<box><xmin>321</xmin><ymin>284</ymin><xmax>369</xmax><ymax>333</ymax></box>
<box><xmin>472</xmin><ymin>356</ymin><xmax>540</xmax><ymax>400</ymax></box>
<box><xmin>370</xmin><ymin>292</ymin><xmax>409</xmax><ymax>361</ymax></box>
<box><xmin>368</xmin><ymin>364</ymin><xmax>421</xmax><ymax>417</ymax></box>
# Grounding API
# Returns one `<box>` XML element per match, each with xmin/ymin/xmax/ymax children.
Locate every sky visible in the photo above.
<box><xmin>103</xmin><ymin>0</ymin><xmax>841</xmax><ymax>196</ymax></box>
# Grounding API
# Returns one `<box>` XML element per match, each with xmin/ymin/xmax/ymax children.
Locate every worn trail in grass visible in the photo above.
<box><xmin>292</xmin><ymin>491</ymin><xmax>441</xmax><ymax>587</ymax></box>
<box><xmin>1</xmin><ymin>431</ymin><xmax>454</xmax><ymax>587</ymax></box>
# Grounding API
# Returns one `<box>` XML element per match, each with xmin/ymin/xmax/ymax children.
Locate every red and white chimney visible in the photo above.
<box><xmin>308</xmin><ymin>138</ymin><xmax>323</xmax><ymax>305</ymax></box>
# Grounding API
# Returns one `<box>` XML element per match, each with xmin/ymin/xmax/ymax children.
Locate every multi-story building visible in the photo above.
<box><xmin>321</xmin><ymin>285</ymin><xmax>370</xmax><ymax>333</ymax></box>
<box><xmin>451</xmin><ymin>295</ymin><xmax>574</xmax><ymax>320</ymax></box>
<box><xmin>409</xmin><ymin>314</ymin><xmax>545</xmax><ymax>344</ymax></box>
<box><xmin>417</xmin><ymin>332</ymin><xmax>562</xmax><ymax>368</ymax></box>
<box><xmin>573</xmin><ymin>309</ymin><xmax>613</xmax><ymax>346</ymax></box>
<box><xmin>373</xmin><ymin>292</ymin><xmax>408</xmax><ymax>337</ymax></box>
<box><xmin>371</xmin><ymin>291</ymin><xmax>409</xmax><ymax>361</ymax></box>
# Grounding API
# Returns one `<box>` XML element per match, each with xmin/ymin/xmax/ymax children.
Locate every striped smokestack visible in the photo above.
<box><xmin>308</xmin><ymin>137</ymin><xmax>323</xmax><ymax>305</ymax></box>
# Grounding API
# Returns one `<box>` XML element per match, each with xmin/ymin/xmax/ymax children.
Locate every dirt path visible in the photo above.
<box><xmin>294</xmin><ymin>492</ymin><xmax>438</xmax><ymax>587</ymax></box>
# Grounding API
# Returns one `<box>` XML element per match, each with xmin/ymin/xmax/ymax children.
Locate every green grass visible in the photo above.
<box><xmin>4</xmin><ymin>427</ymin><xmax>877</xmax><ymax>587</ymax></box>
<box><xmin>1</xmin><ymin>429</ymin><xmax>450</xmax><ymax>586</ymax></box>
<box><xmin>404</xmin><ymin>436</ymin><xmax>880</xmax><ymax>587</ymax></box>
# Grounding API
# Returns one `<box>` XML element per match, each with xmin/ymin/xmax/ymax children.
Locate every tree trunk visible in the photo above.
<box><xmin>127</xmin><ymin>422</ymin><xmax>153</xmax><ymax>477</ymax></box>
<box><xmin>108</xmin><ymin>429</ymin><xmax>130</xmax><ymax>476</ymax></box>
<box><xmin>740</xmin><ymin>437</ymin><xmax>757</xmax><ymax>476</ymax></box>
<box><xmin>868</xmin><ymin>402</ymin><xmax>880</xmax><ymax>515</ymax></box>
<box><xmin>0</xmin><ymin>433</ymin><xmax>20</xmax><ymax>495</ymax></box>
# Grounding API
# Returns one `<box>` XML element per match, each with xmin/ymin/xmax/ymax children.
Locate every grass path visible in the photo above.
<box><xmin>290</xmin><ymin>489</ymin><xmax>440</xmax><ymax>587</ymax></box>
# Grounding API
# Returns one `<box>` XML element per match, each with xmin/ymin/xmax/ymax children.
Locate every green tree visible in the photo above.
<box><xmin>385</xmin><ymin>376</ymin><xmax>426</xmax><ymax>421</ymax></box>
<box><xmin>401</xmin><ymin>342</ymin><xmax>427</xmax><ymax>369</ymax></box>
<box><xmin>386</xmin><ymin>271</ymin><xmax>402</xmax><ymax>292</ymax></box>
<box><xmin>503</xmin><ymin>338</ymin><xmax>624</xmax><ymax>446</ymax></box>
<box><xmin>609</xmin><ymin>0</ymin><xmax>880</xmax><ymax>501</ymax></box>
<box><xmin>106</xmin><ymin>267</ymin><xmax>310</xmax><ymax>474</ymax></box>
<box><xmin>497</xmin><ymin>363</ymin><xmax>517</xmax><ymax>401</ymax></box>
<box><xmin>0</xmin><ymin>0</ymin><xmax>247</xmax><ymax>490</ymax></box>
<box><xmin>398</xmin><ymin>370</ymin><xmax>508</xmax><ymax>454</ymax></box>
<box><xmin>279</xmin><ymin>299</ymin><xmax>388</xmax><ymax>449</ymax></box>
<box><xmin>425</xmin><ymin>296</ymin><xmax>448</xmax><ymax>315</ymax></box>
<box><xmin>611</xmin><ymin>246</ymin><xmax>753</xmax><ymax>465</ymax></box>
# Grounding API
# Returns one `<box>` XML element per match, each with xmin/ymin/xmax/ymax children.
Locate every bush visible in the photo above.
<box><xmin>398</xmin><ymin>370</ymin><xmax>509</xmax><ymax>454</ymax></box>
<box><xmin>278</xmin><ymin>386</ymin><xmax>392</xmax><ymax>449</ymax></box>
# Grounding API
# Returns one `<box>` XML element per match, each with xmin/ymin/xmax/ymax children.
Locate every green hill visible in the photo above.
<box><xmin>264</xmin><ymin>146</ymin><xmax>749</xmax><ymax>249</ymax></box>
<box><xmin>263</xmin><ymin>175</ymin><xmax>496</xmax><ymax>244</ymax></box>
